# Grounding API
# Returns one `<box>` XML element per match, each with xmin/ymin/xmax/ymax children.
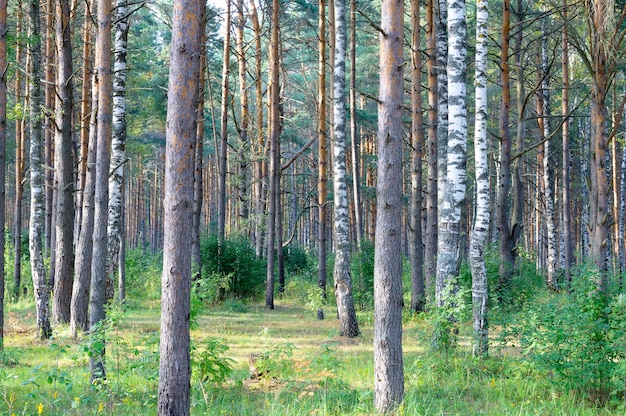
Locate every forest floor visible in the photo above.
<box><xmin>1</xmin><ymin>296</ymin><xmax>624</xmax><ymax>415</ymax></box>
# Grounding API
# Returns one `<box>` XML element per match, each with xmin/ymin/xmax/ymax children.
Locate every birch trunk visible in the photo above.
<box><xmin>374</xmin><ymin>0</ymin><xmax>404</xmax><ymax>410</ymax></box>
<box><xmin>89</xmin><ymin>0</ymin><xmax>112</xmax><ymax>380</ymax></box>
<box><xmin>435</xmin><ymin>0</ymin><xmax>466</xmax><ymax>308</ymax></box>
<box><xmin>157</xmin><ymin>0</ymin><xmax>203</xmax><ymax>412</ymax></box>
<box><xmin>107</xmin><ymin>0</ymin><xmax>129</xmax><ymax>301</ymax></box>
<box><xmin>471</xmin><ymin>0</ymin><xmax>488</xmax><ymax>357</ymax></box>
<box><xmin>332</xmin><ymin>0</ymin><xmax>359</xmax><ymax>337</ymax></box>
<box><xmin>409</xmin><ymin>0</ymin><xmax>425</xmax><ymax>313</ymax></box>
<box><xmin>52</xmin><ymin>0</ymin><xmax>75</xmax><ymax>324</ymax></box>
<box><xmin>29</xmin><ymin>0</ymin><xmax>52</xmax><ymax>339</ymax></box>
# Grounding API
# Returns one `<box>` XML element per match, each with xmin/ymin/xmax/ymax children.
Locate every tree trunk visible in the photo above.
<box><xmin>496</xmin><ymin>0</ymin><xmax>513</xmax><ymax>293</ymax></box>
<box><xmin>192</xmin><ymin>27</ymin><xmax>206</xmax><ymax>281</ymax></box>
<box><xmin>107</xmin><ymin>0</ymin><xmax>129</xmax><ymax>302</ymax></box>
<box><xmin>157</xmin><ymin>1</ymin><xmax>203</xmax><ymax>413</ymax></box>
<box><xmin>71</xmin><ymin>70</ymin><xmax>98</xmax><ymax>336</ymax></box>
<box><xmin>409</xmin><ymin>0</ymin><xmax>425</xmax><ymax>313</ymax></box>
<box><xmin>349</xmin><ymin>0</ymin><xmax>363</xmax><ymax>249</ymax></box>
<box><xmin>266</xmin><ymin>0</ymin><xmax>281</xmax><ymax>310</ymax></box>
<box><xmin>332</xmin><ymin>0</ymin><xmax>360</xmax><ymax>338</ymax></box>
<box><xmin>374</xmin><ymin>0</ymin><xmax>405</xmax><ymax>411</ymax></box>
<box><xmin>29</xmin><ymin>0</ymin><xmax>52</xmax><ymax>339</ymax></box>
<box><xmin>0</xmin><ymin>0</ymin><xmax>6</xmax><ymax>350</ymax></box>
<box><xmin>317</xmin><ymin>0</ymin><xmax>328</xmax><ymax>319</ymax></box>
<box><xmin>52</xmin><ymin>0</ymin><xmax>75</xmax><ymax>324</ymax></box>
<box><xmin>13</xmin><ymin>22</ymin><xmax>24</xmax><ymax>299</ymax></box>
<box><xmin>471</xmin><ymin>0</ymin><xmax>489</xmax><ymax>357</ymax></box>
<box><xmin>235</xmin><ymin>0</ymin><xmax>250</xmax><ymax>225</ymax></box>
<box><xmin>89</xmin><ymin>0</ymin><xmax>112</xmax><ymax>381</ymax></box>
<box><xmin>424</xmin><ymin>0</ymin><xmax>437</xmax><ymax>301</ymax></box>
<box><xmin>217</xmin><ymin>0</ymin><xmax>231</xmax><ymax>246</ymax></box>
<box><xmin>43</xmin><ymin>0</ymin><xmax>54</xmax><ymax>258</ymax></box>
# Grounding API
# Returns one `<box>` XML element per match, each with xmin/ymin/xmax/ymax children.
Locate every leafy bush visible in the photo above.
<box><xmin>198</xmin><ymin>236</ymin><xmax>266</xmax><ymax>303</ymax></box>
<box><xmin>515</xmin><ymin>265</ymin><xmax>626</xmax><ymax>404</ymax></box>
<box><xmin>125</xmin><ymin>249</ymin><xmax>163</xmax><ymax>303</ymax></box>
<box><xmin>351</xmin><ymin>241</ymin><xmax>375</xmax><ymax>309</ymax></box>
<box><xmin>192</xmin><ymin>338</ymin><xmax>234</xmax><ymax>385</ymax></box>
<box><xmin>283</xmin><ymin>244</ymin><xmax>310</xmax><ymax>274</ymax></box>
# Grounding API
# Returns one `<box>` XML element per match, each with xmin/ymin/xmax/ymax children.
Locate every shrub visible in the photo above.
<box><xmin>516</xmin><ymin>264</ymin><xmax>626</xmax><ymax>404</ymax></box>
<box><xmin>351</xmin><ymin>241</ymin><xmax>375</xmax><ymax>309</ymax></box>
<box><xmin>198</xmin><ymin>236</ymin><xmax>266</xmax><ymax>303</ymax></box>
<box><xmin>283</xmin><ymin>244</ymin><xmax>310</xmax><ymax>274</ymax></box>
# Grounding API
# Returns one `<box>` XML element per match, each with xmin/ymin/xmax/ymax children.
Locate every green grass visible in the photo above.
<box><xmin>2</xmin><ymin>292</ymin><xmax>625</xmax><ymax>415</ymax></box>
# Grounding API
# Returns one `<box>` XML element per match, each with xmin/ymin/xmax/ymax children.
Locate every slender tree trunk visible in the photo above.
<box><xmin>0</xmin><ymin>0</ymin><xmax>6</xmax><ymax>350</ymax></box>
<box><xmin>511</xmin><ymin>0</ymin><xmax>524</xmax><ymax>273</ymax></box>
<box><xmin>89</xmin><ymin>0</ymin><xmax>112</xmax><ymax>381</ymax></box>
<box><xmin>44</xmin><ymin>0</ymin><xmax>54</xmax><ymax>257</ymax></box>
<box><xmin>235</xmin><ymin>0</ymin><xmax>250</xmax><ymax>225</ymax></box>
<box><xmin>409</xmin><ymin>0</ymin><xmax>425</xmax><ymax>313</ymax></box>
<box><xmin>107</xmin><ymin>0</ymin><xmax>129</xmax><ymax>302</ymax></box>
<box><xmin>471</xmin><ymin>0</ymin><xmax>489</xmax><ymax>357</ymax></box>
<box><xmin>71</xmin><ymin>72</ymin><xmax>98</xmax><ymax>336</ymax></box>
<box><xmin>52</xmin><ymin>0</ymin><xmax>75</xmax><ymax>324</ymax></box>
<box><xmin>192</xmin><ymin>26</ymin><xmax>206</xmax><ymax>281</ymax></box>
<box><xmin>374</xmin><ymin>0</ymin><xmax>405</xmax><ymax>410</ymax></box>
<box><xmin>29</xmin><ymin>0</ymin><xmax>52</xmax><ymax>339</ymax></box>
<box><xmin>317</xmin><ymin>0</ymin><xmax>328</xmax><ymax>319</ymax></box>
<box><xmin>425</xmin><ymin>0</ymin><xmax>438</xmax><ymax>301</ymax></box>
<box><xmin>218</xmin><ymin>0</ymin><xmax>231</xmax><ymax>245</ymax></box>
<box><xmin>13</xmin><ymin>2</ymin><xmax>24</xmax><ymax>300</ymax></box>
<box><xmin>332</xmin><ymin>0</ymin><xmax>359</xmax><ymax>337</ymax></box>
<box><xmin>157</xmin><ymin>1</ymin><xmax>203</xmax><ymax>413</ymax></box>
<box><xmin>266</xmin><ymin>0</ymin><xmax>281</xmax><ymax>310</ymax></box>
<box><xmin>496</xmin><ymin>0</ymin><xmax>513</xmax><ymax>293</ymax></box>
<box><xmin>349</xmin><ymin>0</ymin><xmax>362</xmax><ymax>249</ymax></box>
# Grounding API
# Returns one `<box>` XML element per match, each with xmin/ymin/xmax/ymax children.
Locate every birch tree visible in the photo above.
<box><xmin>374</xmin><ymin>0</ymin><xmax>404</xmax><ymax>410</ymax></box>
<box><xmin>108</xmin><ymin>0</ymin><xmax>130</xmax><ymax>301</ymax></box>
<box><xmin>52</xmin><ymin>0</ymin><xmax>76</xmax><ymax>324</ymax></box>
<box><xmin>29</xmin><ymin>0</ymin><xmax>52</xmax><ymax>339</ymax></box>
<box><xmin>470</xmin><ymin>0</ymin><xmax>489</xmax><ymax>357</ymax></box>
<box><xmin>157</xmin><ymin>1</ymin><xmax>204</xmax><ymax>413</ymax></box>
<box><xmin>332</xmin><ymin>0</ymin><xmax>360</xmax><ymax>337</ymax></box>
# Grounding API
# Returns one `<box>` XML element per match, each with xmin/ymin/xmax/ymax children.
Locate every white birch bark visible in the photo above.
<box><xmin>435</xmin><ymin>0</ymin><xmax>448</xmax><ymax>241</ymax></box>
<box><xmin>333</xmin><ymin>0</ymin><xmax>359</xmax><ymax>337</ymax></box>
<box><xmin>29</xmin><ymin>0</ymin><xmax>52</xmax><ymax>339</ymax></box>
<box><xmin>470</xmin><ymin>0</ymin><xmax>488</xmax><ymax>357</ymax></box>
<box><xmin>107</xmin><ymin>0</ymin><xmax>129</xmax><ymax>300</ymax></box>
<box><xmin>436</xmin><ymin>0</ymin><xmax>466</xmax><ymax>307</ymax></box>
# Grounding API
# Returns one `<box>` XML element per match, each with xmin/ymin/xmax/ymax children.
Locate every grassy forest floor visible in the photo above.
<box><xmin>2</xmin><ymin>246</ymin><xmax>626</xmax><ymax>415</ymax></box>
<box><xmin>2</xmin><ymin>293</ymin><xmax>625</xmax><ymax>415</ymax></box>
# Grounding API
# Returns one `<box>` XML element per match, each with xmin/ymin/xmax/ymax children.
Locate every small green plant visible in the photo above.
<box><xmin>191</xmin><ymin>338</ymin><xmax>234</xmax><ymax>385</ymax></box>
<box><xmin>426</xmin><ymin>279</ymin><xmax>470</xmax><ymax>352</ymax></box>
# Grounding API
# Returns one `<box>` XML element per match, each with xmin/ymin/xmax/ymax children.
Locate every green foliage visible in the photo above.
<box><xmin>191</xmin><ymin>338</ymin><xmax>234</xmax><ymax>385</ymax></box>
<box><xmin>424</xmin><ymin>278</ymin><xmax>471</xmax><ymax>353</ymax></box>
<box><xmin>125</xmin><ymin>249</ymin><xmax>163</xmax><ymax>304</ymax></box>
<box><xmin>283</xmin><ymin>244</ymin><xmax>310</xmax><ymax>274</ymax></box>
<box><xmin>351</xmin><ymin>241</ymin><xmax>375</xmax><ymax>309</ymax></box>
<box><xmin>514</xmin><ymin>264</ymin><xmax>626</xmax><ymax>404</ymax></box>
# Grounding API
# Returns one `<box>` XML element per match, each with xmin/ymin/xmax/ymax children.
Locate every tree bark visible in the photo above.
<box><xmin>235</xmin><ymin>0</ymin><xmax>250</xmax><ymax>224</ymax></box>
<box><xmin>317</xmin><ymin>0</ymin><xmax>328</xmax><ymax>319</ymax></box>
<box><xmin>29</xmin><ymin>0</ymin><xmax>52</xmax><ymax>339</ymax></box>
<box><xmin>0</xmin><ymin>0</ymin><xmax>6</xmax><ymax>350</ymax></box>
<box><xmin>107</xmin><ymin>0</ymin><xmax>130</xmax><ymax>302</ymax></box>
<box><xmin>89</xmin><ymin>0</ymin><xmax>112</xmax><ymax>381</ymax></box>
<box><xmin>217</xmin><ymin>0</ymin><xmax>231</xmax><ymax>246</ymax></box>
<box><xmin>374</xmin><ymin>0</ymin><xmax>405</xmax><ymax>410</ymax></box>
<box><xmin>332</xmin><ymin>0</ymin><xmax>360</xmax><ymax>338</ymax></box>
<box><xmin>52</xmin><ymin>0</ymin><xmax>75</xmax><ymax>324</ymax></box>
<box><xmin>157</xmin><ymin>1</ymin><xmax>203</xmax><ymax>413</ymax></box>
<box><xmin>349</xmin><ymin>0</ymin><xmax>362</xmax><ymax>249</ymax></box>
<box><xmin>409</xmin><ymin>0</ymin><xmax>425</xmax><ymax>313</ymax></box>
<box><xmin>471</xmin><ymin>0</ymin><xmax>489</xmax><ymax>357</ymax></box>
<box><xmin>192</xmin><ymin>26</ymin><xmax>206</xmax><ymax>281</ymax></box>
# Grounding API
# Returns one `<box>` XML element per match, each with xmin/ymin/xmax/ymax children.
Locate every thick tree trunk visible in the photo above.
<box><xmin>29</xmin><ymin>0</ymin><xmax>52</xmax><ymax>339</ymax></box>
<box><xmin>71</xmin><ymin>72</ymin><xmax>98</xmax><ymax>336</ymax></box>
<box><xmin>52</xmin><ymin>0</ymin><xmax>75</xmax><ymax>324</ymax></box>
<box><xmin>409</xmin><ymin>0</ymin><xmax>425</xmax><ymax>313</ymax></box>
<box><xmin>471</xmin><ymin>0</ymin><xmax>489</xmax><ymax>357</ymax></box>
<box><xmin>374</xmin><ymin>0</ymin><xmax>404</xmax><ymax>410</ymax></box>
<box><xmin>332</xmin><ymin>0</ymin><xmax>360</xmax><ymax>338</ymax></box>
<box><xmin>157</xmin><ymin>1</ymin><xmax>203</xmax><ymax>413</ymax></box>
<box><xmin>107</xmin><ymin>0</ymin><xmax>129</xmax><ymax>302</ymax></box>
<box><xmin>89</xmin><ymin>0</ymin><xmax>112</xmax><ymax>381</ymax></box>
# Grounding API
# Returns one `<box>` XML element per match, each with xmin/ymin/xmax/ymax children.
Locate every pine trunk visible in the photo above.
<box><xmin>0</xmin><ymin>0</ymin><xmax>6</xmax><ymax>349</ymax></box>
<box><xmin>317</xmin><ymin>0</ymin><xmax>328</xmax><ymax>318</ymax></box>
<box><xmin>374</xmin><ymin>0</ymin><xmax>405</xmax><ymax>410</ymax></box>
<box><xmin>217</xmin><ymin>0</ymin><xmax>231</xmax><ymax>245</ymax></box>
